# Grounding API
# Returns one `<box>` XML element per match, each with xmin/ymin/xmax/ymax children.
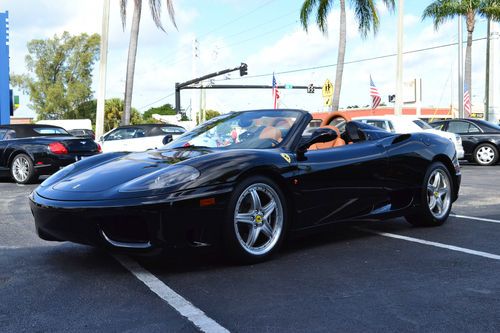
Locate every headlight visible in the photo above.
<box><xmin>40</xmin><ymin>164</ymin><xmax>75</xmax><ymax>187</ymax></box>
<box><xmin>119</xmin><ymin>165</ymin><xmax>200</xmax><ymax>193</ymax></box>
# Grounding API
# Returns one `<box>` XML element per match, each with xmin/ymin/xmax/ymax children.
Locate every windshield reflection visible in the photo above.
<box><xmin>165</xmin><ymin>110</ymin><xmax>300</xmax><ymax>150</ymax></box>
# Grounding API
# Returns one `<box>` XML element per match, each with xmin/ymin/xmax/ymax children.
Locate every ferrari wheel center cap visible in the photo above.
<box><xmin>255</xmin><ymin>214</ymin><xmax>263</xmax><ymax>224</ymax></box>
<box><xmin>434</xmin><ymin>191</ymin><xmax>439</xmax><ymax>198</ymax></box>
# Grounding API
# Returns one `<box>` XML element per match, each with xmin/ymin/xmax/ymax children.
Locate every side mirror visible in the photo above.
<box><xmin>162</xmin><ymin>134</ymin><xmax>173</xmax><ymax>145</ymax></box>
<box><xmin>298</xmin><ymin>127</ymin><xmax>338</xmax><ymax>153</ymax></box>
<box><xmin>99</xmin><ymin>136</ymin><xmax>104</xmax><ymax>142</ymax></box>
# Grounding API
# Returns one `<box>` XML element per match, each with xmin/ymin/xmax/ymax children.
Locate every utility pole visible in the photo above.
<box><xmin>96</xmin><ymin>0</ymin><xmax>110</xmax><ymax>138</ymax></box>
<box><xmin>394</xmin><ymin>0</ymin><xmax>404</xmax><ymax>116</ymax></box>
<box><xmin>191</xmin><ymin>38</ymin><xmax>199</xmax><ymax>121</ymax></box>
<box><xmin>489</xmin><ymin>21</ymin><xmax>500</xmax><ymax>123</ymax></box>
<box><xmin>458</xmin><ymin>16</ymin><xmax>464</xmax><ymax>118</ymax></box>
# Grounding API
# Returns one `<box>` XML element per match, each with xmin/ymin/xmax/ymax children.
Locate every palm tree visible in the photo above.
<box><xmin>120</xmin><ymin>0</ymin><xmax>177</xmax><ymax>125</ymax></box>
<box><xmin>300</xmin><ymin>0</ymin><xmax>395</xmax><ymax>111</ymax></box>
<box><xmin>422</xmin><ymin>0</ymin><xmax>500</xmax><ymax>112</ymax></box>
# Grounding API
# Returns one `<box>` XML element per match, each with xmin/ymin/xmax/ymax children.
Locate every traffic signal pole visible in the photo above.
<box><xmin>175</xmin><ymin>63</ymin><xmax>247</xmax><ymax>113</ymax></box>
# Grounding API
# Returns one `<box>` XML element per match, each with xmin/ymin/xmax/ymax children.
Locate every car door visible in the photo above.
<box><xmin>101</xmin><ymin>128</ymin><xmax>141</xmax><ymax>152</ymax></box>
<box><xmin>445</xmin><ymin>120</ymin><xmax>481</xmax><ymax>155</ymax></box>
<box><xmin>293</xmin><ymin>140</ymin><xmax>389</xmax><ymax>228</ymax></box>
<box><xmin>0</xmin><ymin>129</ymin><xmax>16</xmax><ymax>171</ymax></box>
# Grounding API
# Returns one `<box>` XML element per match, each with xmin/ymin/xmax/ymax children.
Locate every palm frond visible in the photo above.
<box><xmin>317</xmin><ymin>0</ymin><xmax>333</xmax><ymax>34</ymax></box>
<box><xmin>422</xmin><ymin>0</ymin><xmax>468</xmax><ymax>30</ymax></box>
<box><xmin>120</xmin><ymin>0</ymin><xmax>127</xmax><ymax>31</ymax></box>
<box><xmin>478</xmin><ymin>0</ymin><xmax>500</xmax><ymax>20</ymax></box>
<box><xmin>300</xmin><ymin>0</ymin><xmax>320</xmax><ymax>32</ymax></box>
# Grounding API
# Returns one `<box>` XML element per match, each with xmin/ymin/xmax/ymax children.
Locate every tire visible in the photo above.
<box><xmin>10</xmin><ymin>153</ymin><xmax>36</xmax><ymax>184</ymax></box>
<box><xmin>473</xmin><ymin>143</ymin><xmax>498</xmax><ymax>166</ymax></box>
<box><xmin>223</xmin><ymin>176</ymin><xmax>288</xmax><ymax>264</ymax></box>
<box><xmin>405</xmin><ymin>162</ymin><xmax>453</xmax><ymax>227</ymax></box>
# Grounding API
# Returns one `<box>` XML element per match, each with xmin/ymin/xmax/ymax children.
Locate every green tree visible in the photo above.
<box><xmin>300</xmin><ymin>0</ymin><xmax>395</xmax><ymax>111</ymax></box>
<box><xmin>120</xmin><ymin>0</ymin><xmax>177</xmax><ymax>126</ymax></box>
<box><xmin>70</xmin><ymin>98</ymin><xmax>142</xmax><ymax>132</ymax></box>
<box><xmin>11</xmin><ymin>32</ymin><xmax>100</xmax><ymax>120</ymax></box>
<box><xmin>142</xmin><ymin>103</ymin><xmax>176</xmax><ymax>120</ymax></box>
<box><xmin>205</xmin><ymin>109</ymin><xmax>221</xmax><ymax>121</ymax></box>
<box><xmin>422</xmin><ymin>0</ymin><xmax>500</xmax><ymax>107</ymax></box>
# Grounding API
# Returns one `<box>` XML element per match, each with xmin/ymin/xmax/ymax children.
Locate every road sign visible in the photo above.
<box><xmin>322</xmin><ymin>79</ymin><xmax>333</xmax><ymax>97</ymax></box>
<box><xmin>324</xmin><ymin>96</ymin><xmax>332</xmax><ymax>107</ymax></box>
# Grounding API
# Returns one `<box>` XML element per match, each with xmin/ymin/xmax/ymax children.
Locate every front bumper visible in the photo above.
<box><xmin>29</xmin><ymin>185</ymin><xmax>233</xmax><ymax>254</ymax></box>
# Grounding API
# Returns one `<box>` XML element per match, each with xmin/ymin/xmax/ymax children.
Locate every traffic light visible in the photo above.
<box><xmin>307</xmin><ymin>84</ymin><xmax>315</xmax><ymax>93</ymax></box>
<box><xmin>388</xmin><ymin>94</ymin><xmax>396</xmax><ymax>103</ymax></box>
<box><xmin>239</xmin><ymin>63</ymin><xmax>248</xmax><ymax>76</ymax></box>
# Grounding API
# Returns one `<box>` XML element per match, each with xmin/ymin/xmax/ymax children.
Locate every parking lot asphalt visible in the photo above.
<box><xmin>1</xmin><ymin>163</ymin><xmax>499</xmax><ymax>332</ymax></box>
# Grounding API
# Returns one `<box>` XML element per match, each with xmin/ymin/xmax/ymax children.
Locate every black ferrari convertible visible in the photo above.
<box><xmin>30</xmin><ymin>110</ymin><xmax>461</xmax><ymax>263</ymax></box>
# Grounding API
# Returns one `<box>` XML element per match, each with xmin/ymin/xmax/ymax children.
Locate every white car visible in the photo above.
<box><xmin>99</xmin><ymin>124</ymin><xmax>186</xmax><ymax>153</ymax></box>
<box><xmin>353</xmin><ymin>115</ymin><xmax>465</xmax><ymax>159</ymax></box>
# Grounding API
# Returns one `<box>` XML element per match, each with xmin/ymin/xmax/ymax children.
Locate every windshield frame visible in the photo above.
<box><xmin>165</xmin><ymin>110</ymin><xmax>307</xmax><ymax>151</ymax></box>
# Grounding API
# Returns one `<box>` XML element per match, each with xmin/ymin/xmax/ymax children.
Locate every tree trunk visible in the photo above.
<box><xmin>464</xmin><ymin>10</ymin><xmax>475</xmax><ymax>102</ymax></box>
<box><xmin>331</xmin><ymin>0</ymin><xmax>346</xmax><ymax>112</ymax></box>
<box><xmin>122</xmin><ymin>0</ymin><xmax>142</xmax><ymax>125</ymax></box>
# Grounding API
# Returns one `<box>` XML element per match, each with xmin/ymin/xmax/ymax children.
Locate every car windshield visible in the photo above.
<box><xmin>474</xmin><ymin>119</ymin><xmax>500</xmax><ymax>131</ymax></box>
<box><xmin>33</xmin><ymin>127</ymin><xmax>69</xmax><ymax>135</ymax></box>
<box><xmin>165</xmin><ymin>110</ymin><xmax>301</xmax><ymax>149</ymax></box>
<box><xmin>413</xmin><ymin>119</ymin><xmax>433</xmax><ymax>130</ymax></box>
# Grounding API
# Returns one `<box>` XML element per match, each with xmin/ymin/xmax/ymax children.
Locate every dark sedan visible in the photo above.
<box><xmin>430</xmin><ymin>118</ymin><xmax>500</xmax><ymax>166</ymax></box>
<box><xmin>30</xmin><ymin>110</ymin><xmax>460</xmax><ymax>263</ymax></box>
<box><xmin>0</xmin><ymin>124</ymin><xmax>101</xmax><ymax>184</ymax></box>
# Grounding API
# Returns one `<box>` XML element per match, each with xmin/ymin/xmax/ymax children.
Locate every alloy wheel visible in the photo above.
<box><xmin>426</xmin><ymin>169</ymin><xmax>451</xmax><ymax>219</ymax></box>
<box><xmin>12</xmin><ymin>156</ymin><xmax>30</xmax><ymax>183</ymax></box>
<box><xmin>233</xmin><ymin>183</ymin><xmax>283</xmax><ymax>256</ymax></box>
<box><xmin>476</xmin><ymin>145</ymin><xmax>495</xmax><ymax>165</ymax></box>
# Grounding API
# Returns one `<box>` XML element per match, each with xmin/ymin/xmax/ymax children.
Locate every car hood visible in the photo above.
<box><xmin>48</xmin><ymin>147</ymin><xmax>214</xmax><ymax>194</ymax></box>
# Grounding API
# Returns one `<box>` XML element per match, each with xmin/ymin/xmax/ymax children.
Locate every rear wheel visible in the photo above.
<box><xmin>405</xmin><ymin>162</ymin><xmax>452</xmax><ymax>227</ymax></box>
<box><xmin>473</xmin><ymin>143</ymin><xmax>498</xmax><ymax>166</ymax></box>
<box><xmin>224</xmin><ymin>176</ymin><xmax>287</xmax><ymax>263</ymax></box>
<box><xmin>10</xmin><ymin>153</ymin><xmax>36</xmax><ymax>184</ymax></box>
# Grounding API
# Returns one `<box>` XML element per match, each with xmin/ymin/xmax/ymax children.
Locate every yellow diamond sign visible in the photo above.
<box><xmin>322</xmin><ymin>79</ymin><xmax>334</xmax><ymax>97</ymax></box>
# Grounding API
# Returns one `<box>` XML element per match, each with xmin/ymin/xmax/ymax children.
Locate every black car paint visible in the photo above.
<box><xmin>431</xmin><ymin>119</ymin><xmax>500</xmax><ymax>161</ymax></box>
<box><xmin>0</xmin><ymin>124</ymin><xmax>100</xmax><ymax>177</ymax></box>
<box><xmin>30</xmin><ymin>110</ymin><xmax>460</xmax><ymax>253</ymax></box>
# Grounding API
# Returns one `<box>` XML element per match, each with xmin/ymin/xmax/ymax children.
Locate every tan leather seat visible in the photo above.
<box><xmin>259</xmin><ymin>126</ymin><xmax>282</xmax><ymax>141</ymax></box>
<box><xmin>308</xmin><ymin>125</ymin><xmax>345</xmax><ymax>150</ymax></box>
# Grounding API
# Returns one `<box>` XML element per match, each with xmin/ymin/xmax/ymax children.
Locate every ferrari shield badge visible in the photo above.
<box><xmin>280</xmin><ymin>153</ymin><xmax>291</xmax><ymax>164</ymax></box>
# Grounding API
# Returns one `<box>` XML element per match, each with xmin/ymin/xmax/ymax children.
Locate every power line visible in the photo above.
<box><xmin>144</xmin><ymin>37</ymin><xmax>487</xmax><ymax>109</ymax></box>
<box><xmin>138</xmin><ymin>92</ymin><xmax>175</xmax><ymax>110</ymax></box>
<box><xmin>217</xmin><ymin>37</ymin><xmax>488</xmax><ymax>81</ymax></box>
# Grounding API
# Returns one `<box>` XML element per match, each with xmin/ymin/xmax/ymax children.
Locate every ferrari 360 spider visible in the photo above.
<box><xmin>30</xmin><ymin>109</ymin><xmax>461</xmax><ymax>263</ymax></box>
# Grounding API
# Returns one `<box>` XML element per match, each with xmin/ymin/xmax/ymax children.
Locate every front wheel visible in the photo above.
<box><xmin>405</xmin><ymin>162</ymin><xmax>452</xmax><ymax>227</ymax></box>
<box><xmin>473</xmin><ymin>143</ymin><xmax>498</xmax><ymax>166</ymax></box>
<box><xmin>224</xmin><ymin>176</ymin><xmax>287</xmax><ymax>263</ymax></box>
<box><xmin>10</xmin><ymin>153</ymin><xmax>36</xmax><ymax>184</ymax></box>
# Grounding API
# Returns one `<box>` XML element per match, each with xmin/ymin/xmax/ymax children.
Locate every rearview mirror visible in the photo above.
<box><xmin>162</xmin><ymin>134</ymin><xmax>173</xmax><ymax>145</ymax></box>
<box><xmin>298</xmin><ymin>127</ymin><xmax>338</xmax><ymax>153</ymax></box>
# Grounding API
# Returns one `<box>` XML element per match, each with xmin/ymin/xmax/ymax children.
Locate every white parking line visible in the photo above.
<box><xmin>450</xmin><ymin>214</ymin><xmax>500</xmax><ymax>224</ymax></box>
<box><xmin>356</xmin><ymin>227</ymin><xmax>500</xmax><ymax>261</ymax></box>
<box><xmin>113</xmin><ymin>254</ymin><xmax>230</xmax><ymax>333</ymax></box>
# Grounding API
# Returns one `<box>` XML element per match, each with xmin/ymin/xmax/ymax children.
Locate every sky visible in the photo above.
<box><xmin>0</xmin><ymin>0</ymin><xmax>493</xmax><ymax>119</ymax></box>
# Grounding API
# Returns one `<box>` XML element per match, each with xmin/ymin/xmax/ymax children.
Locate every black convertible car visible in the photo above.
<box><xmin>0</xmin><ymin>124</ymin><xmax>101</xmax><ymax>184</ymax></box>
<box><xmin>30</xmin><ymin>110</ymin><xmax>461</xmax><ymax>263</ymax></box>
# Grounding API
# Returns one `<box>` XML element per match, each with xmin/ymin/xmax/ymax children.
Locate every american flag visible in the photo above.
<box><xmin>272</xmin><ymin>73</ymin><xmax>280</xmax><ymax>109</ymax></box>
<box><xmin>463</xmin><ymin>83</ymin><xmax>471</xmax><ymax>117</ymax></box>
<box><xmin>370</xmin><ymin>75</ymin><xmax>381</xmax><ymax>109</ymax></box>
